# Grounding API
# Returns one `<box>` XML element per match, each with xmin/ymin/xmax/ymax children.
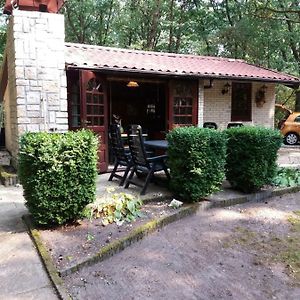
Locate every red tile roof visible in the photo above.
<box><xmin>65</xmin><ymin>43</ymin><xmax>300</xmax><ymax>85</ymax></box>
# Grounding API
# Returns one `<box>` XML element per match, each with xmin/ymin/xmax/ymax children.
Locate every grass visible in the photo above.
<box><xmin>222</xmin><ymin>211</ymin><xmax>300</xmax><ymax>283</ymax></box>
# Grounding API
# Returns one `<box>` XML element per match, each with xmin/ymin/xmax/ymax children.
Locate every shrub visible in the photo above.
<box><xmin>18</xmin><ymin>130</ymin><xmax>98</xmax><ymax>226</ymax></box>
<box><xmin>166</xmin><ymin>126</ymin><xmax>227</xmax><ymax>202</ymax></box>
<box><xmin>225</xmin><ymin>126</ymin><xmax>282</xmax><ymax>193</ymax></box>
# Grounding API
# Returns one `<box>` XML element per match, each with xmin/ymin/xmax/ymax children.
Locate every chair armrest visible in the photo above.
<box><xmin>147</xmin><ymin>155</ymin><xmax>168</xmax><ymax>162</ymax></box>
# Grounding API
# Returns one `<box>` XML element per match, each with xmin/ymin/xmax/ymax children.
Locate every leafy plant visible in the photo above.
<box><xmin>166</xmin><ymin>126</ymin><xmax>227</xmax><ymax>202</ymax></box>
<box><xmin>86</xmin><ymin>233</ymin><xmax>95</xmax><ymax>241</ymax></box>
<box><xmin>272</xmin><ymin>167</ymin><xmax>300</xmax><ymax>187</ymax></box>
<box><xmin>83</xmin><ymin>189</ymin><xmax>143</xmax><ymax>226</ymax></box>
<box><xmin>225</xmin><ymin>126</ymin><xmax>282</xmax><ymax>193</ymax></box>
<box><xmin>18</xmin><ymin>130</ymin><xmax>98</xmax><ymax>226</ymax></box>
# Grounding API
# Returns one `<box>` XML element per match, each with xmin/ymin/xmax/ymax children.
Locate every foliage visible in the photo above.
<box><xmin>226</xmin><ymin>126</ymin><xmax>282</xmax><ymax>193</ymax></box>
<box><xmin>83</xmin><ymin>189</ymin><xmax>143</xmax><ymax>226</ymax></box>
<box><xmin>18</xmin><ymin>130</ymin><xmax>98</xmax><ymax>226</ymax></box>
<box><xmin>272</xmin><ymin>167</ymin><xmax>300</xmax><ymax>187</ymax></box>
<box><xmin>60</xmin><ymin>0</ymin><xmax>300</xmax><ymax>77</ymax></box>
<box><xmin>166</xmin><ymin>126</ymin><xmax>227</xmax><ymax>202</ymax></box>
<box><xmin>0</xmin><ymin>1</ymin><xmax>7</xmax><ymax>64</ymax></box>
<box><xmin>0</xmin><ymin>1</ymin><xmax>298</xmax><ymax>82</ymax></box>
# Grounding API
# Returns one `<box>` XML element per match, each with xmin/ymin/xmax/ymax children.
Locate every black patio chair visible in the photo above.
<box><xmin>124</xmin><ymin>124</ymin><xmax>170</xmax><ymax>195</ymax></box>
<box><xmin>203</xmin><ymin>122</ymin><xmax>218</xmax><ymax>129</ymax></box>
<box><xmin>108</xmin><ymin>124</ymin><xmax>133</xmax><ymax>186</ymax></box>
<box><xmin>227</xmin><ymin>122</ymin><xmax>244</xmax><ymax>129</ymax></box>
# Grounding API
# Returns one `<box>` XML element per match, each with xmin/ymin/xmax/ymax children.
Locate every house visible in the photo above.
<box><xmin>0</xmin><ymin>4</ymin><xmax>299</xmax><ymax>171</ymax></box>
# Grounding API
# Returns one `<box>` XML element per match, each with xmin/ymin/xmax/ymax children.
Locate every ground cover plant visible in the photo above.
<box><xmin>83</xmin><ymin>188</ymin><xmax>143</xmax><ymax>226</ymax></box>
<box><xmin>18</xmin><ymin>130</ymin><xmax>98</xmax><ymax>226</ymax></box>
<box><xmin>226</xmin><ymin>126</ymin><xmax>282</xmax><ymax>193</ymax></box>
<box><xmin>167</xmin><ymin>126</ymin><xmax>227</xmax><ymax>202</ymax></box>
<box><xmin>272</xmin><ymin>167</ymin><xmax>300</xmax><ymax>187</ymax></box>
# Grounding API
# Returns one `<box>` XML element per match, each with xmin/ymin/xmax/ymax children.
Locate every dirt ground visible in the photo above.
<box><xmin>40</xmin><ymin>200</ymin><xmax>175</xmax><ymax>272</ymax></box>
<box><xmin>63</xmin><ymin>192</ymin><xmax>300</xmax><ymax>300</ymax></box>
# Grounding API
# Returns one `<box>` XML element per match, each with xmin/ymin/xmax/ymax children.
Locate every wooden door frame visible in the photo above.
<box><xmin>168</xmin><ymin>79</ymin><xmax>199</xmax><ymax>130</ymax></box>
<box><xmin>79</xmin><ymin>70</ymin><xmax>109</xmax><ymax>172</ymax></box>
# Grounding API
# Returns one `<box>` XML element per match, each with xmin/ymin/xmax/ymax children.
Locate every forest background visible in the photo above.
<box><xmin>0</xmin><ymin>0</ymin><xmax>299</xmax><ymax>110</ymax></box>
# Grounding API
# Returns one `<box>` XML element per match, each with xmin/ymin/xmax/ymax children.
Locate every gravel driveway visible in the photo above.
<box><xmin>64</xmin><ymin>192</ymin><xmax>300</xmax><ymax>300</ymax></box>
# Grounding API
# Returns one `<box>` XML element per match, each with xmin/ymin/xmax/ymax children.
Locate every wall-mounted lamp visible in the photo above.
<box><xmin>127</xmin><ymin>81</ymin><xmax>139</xmax><ymax>88</ymax></box>
<box><xmin>221</xmin><ymin>82</ymin><xmax>231</xmax><ymax>94</ymax></box>
<box><xmin>259</xmin><ymin>84</ymin><xmax>268</xmax><ymax>93</ymax></box>
<box><xmin>255</xmin><ymin>84</ymin><xmax>268</xmax><ymax>107</ymax></box>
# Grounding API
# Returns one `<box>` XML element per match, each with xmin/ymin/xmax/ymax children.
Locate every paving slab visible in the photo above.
<box><xmin>0</xmin><ymin>186</ymin><xmax>58</xmax><ymax>300</ymax></box>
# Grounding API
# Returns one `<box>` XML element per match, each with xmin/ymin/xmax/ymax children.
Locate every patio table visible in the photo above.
<box><xmin>144</xmin><ymin>140</ymin><xmax>168</xmax><ymax>150</ymax></box>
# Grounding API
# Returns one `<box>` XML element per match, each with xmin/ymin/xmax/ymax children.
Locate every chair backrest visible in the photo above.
<box><xmin>227</xmin><ymin>122</ymin><xmax>244</xmax><ymax>129</ymax></box>
<box><xmin>203</xmin><ymin>122</ymin><xmax>218</xmax><ymax>129</ymax></box>
<box><xmin>109</xmin><ymin>124</ymin><xmax>129</xmax><ymax>163</ymax></box>
<box><xmin>127</xmin><ymin>125</ymin><xmax>149</xmax><ymax>168</ymax></box>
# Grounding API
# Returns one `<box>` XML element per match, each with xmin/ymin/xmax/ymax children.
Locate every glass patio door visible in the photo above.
<box><xmin>79</xmin><ymin>70</ymin><xmax>108</xmax><ymax>172</ymax></box>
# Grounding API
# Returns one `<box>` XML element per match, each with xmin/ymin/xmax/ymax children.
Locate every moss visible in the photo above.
<box><xmin>293</xmin><ymin>210</ymin><xmax>300</xmax><ymax>217</ymax></box>
<box><xmin>233</xmin><ymin>226</ymin><xmax>257</xmax><ymax>245</ymax></box>
<box><xmin>287</xmin><ymin>213</ymin><xmax>300</xmax><ymax>232</ymax></box>
<box><xmin>0</xmin><ymin>166</ymin><xmax>16</xmax><ymax>178</ymax></box>
<box><xmin>22</xmin><ymin>215</ymin><xmax>72</xmax><ymax>300</ymax></box>
<box><xmin>60</xmin><ymin>203</ymin><xmax>199</xmax><ymax>277</ymax></box>
<box><xmin>271</xmin><ymin>213</ymin><xmax>300</xmax><ymax>282</ymax></box>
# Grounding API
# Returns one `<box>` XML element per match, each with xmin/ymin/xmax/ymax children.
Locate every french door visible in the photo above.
<box><xmin>80</xmin><ymin>71</ymin><xmax>108</xmax><ymax>172</ymax></box>
<box><xmin>69</xmin><ymin>70</ymin><xmax>108</xmax><ymax>172</ymax></box>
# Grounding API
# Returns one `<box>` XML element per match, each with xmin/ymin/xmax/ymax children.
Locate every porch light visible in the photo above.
<box><xmin>259</xmin><ymin>84</ymin><xmax>268</xmax><ymax>93</ymax></box>
<box><xmin>221</xmin><ymin>82</ymin><xmax>231</xmax><ymax>94</ymax></box>
<box><xmin>127</xmin><ymin>81</ymin><xmax>139</xmax><ymax>88</ymax></box>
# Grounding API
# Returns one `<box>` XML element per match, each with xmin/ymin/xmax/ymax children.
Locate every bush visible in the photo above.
<box><xmin>18</xmin><ymin>130</ymin><xmax>98</xmax><ymax>226</ymax></box>
<box><xmin>166</xmin><ymin>126</ymin><xmax>227</xmax><ymax>202</ymax></box>
<box><xmin>225</xmin><ymin>126</ymin><xmax>282</xmax><ymax>193</ymax></box>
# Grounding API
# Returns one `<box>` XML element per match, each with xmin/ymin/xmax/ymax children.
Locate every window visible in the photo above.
<box><xmin>231</xmin><ymin>82</ymin><xmax>252</xmax><ymax>121</ymax></box>
<box><xmin>294</xmin><ymin>116</ymin><xmax>300</xmax><ymax>123</ymax></box>
<box><xmin>170</xmin><ymin>80</ymin><xmax>197</xmax><ymax>128</ymax></box>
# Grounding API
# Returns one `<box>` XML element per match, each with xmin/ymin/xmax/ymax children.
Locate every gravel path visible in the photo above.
<box><xmin>64</xmin><ymin>192</ymin><xmax>300</xmax><ymax>300</ymax></box>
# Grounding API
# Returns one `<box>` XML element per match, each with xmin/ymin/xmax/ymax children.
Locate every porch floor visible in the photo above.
<box><xmin>96</xmin><ymin>171</ymin><xmax>173</xmax><ymax>202</ymax></box>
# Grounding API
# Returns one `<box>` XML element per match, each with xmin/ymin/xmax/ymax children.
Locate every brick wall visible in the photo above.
<box><xmin>5</xmin><ymin>10</ymin><xmax>68</xmax><ymax>166</ymax></box>
<box><xmin>201</xmin><ymin>80</ymin><xmax>275</xmax><ymax>129</ymax></box>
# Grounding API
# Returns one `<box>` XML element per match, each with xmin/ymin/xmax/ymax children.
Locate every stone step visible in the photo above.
<box><xmin>0</xmin><ymin>150</ymin><xmax>11</xmax><ymax>166</ymax></box>
<box><xmin>0</xmin><ymin>165</ymin><xmax>18</xmax><ymax>187</ymax></box>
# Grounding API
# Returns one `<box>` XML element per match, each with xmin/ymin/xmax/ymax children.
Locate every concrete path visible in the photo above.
<box><xmin>0</xmin><ymin>186</ymin><xmax>58</xmax><ymax>300</ymax></box>
<box><xmin>278</xmin><ymin>145</ymin><xmax>300</xmax><ymax>168</ymax></box>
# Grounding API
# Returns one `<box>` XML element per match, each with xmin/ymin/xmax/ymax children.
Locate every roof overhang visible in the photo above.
<box><xmin>66</xmin><ymin>64</ymin><xmax>300</xmax><ymax>88</ymax></box>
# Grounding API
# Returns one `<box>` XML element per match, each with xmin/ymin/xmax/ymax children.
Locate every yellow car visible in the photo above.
<box><xmin>276</xmin><ymin>104</ymin><xmax>300</xmax><ymax>145</ymax></box>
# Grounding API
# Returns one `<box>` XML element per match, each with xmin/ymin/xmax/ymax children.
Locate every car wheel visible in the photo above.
<box><xmin>284</xmin><ymin>133</ymin><xmax>299</xmax><ymax>145</ymax></box>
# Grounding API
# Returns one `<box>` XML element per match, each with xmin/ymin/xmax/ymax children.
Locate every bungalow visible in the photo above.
<box><xmin>0</xmin><ymin>5</ymin><xmax>299</xmax><ymax>171</ymax></box>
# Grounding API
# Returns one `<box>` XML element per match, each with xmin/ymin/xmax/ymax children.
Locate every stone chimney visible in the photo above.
<box><xmin>4</xmin><ymin>9</ymin><xmax>68</xmax><ymax>166</ymax></box>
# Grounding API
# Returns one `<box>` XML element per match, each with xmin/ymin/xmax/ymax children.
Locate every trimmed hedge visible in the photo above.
<box><xmin>166</xmin><ymin>127</ymin><xmax>227</xmax><ymax>202</ymax></box>
<box><xmin>18</xmin><ymin>130</ymin><xmax>98</xmax><ymax>226</ymax></box>
<box><xmin>225</xmin><ymin>126</ymin><xmax>282</xmax><ymax>193</ymax></box>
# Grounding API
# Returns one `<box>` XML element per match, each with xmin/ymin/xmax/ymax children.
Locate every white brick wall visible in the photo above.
<box><xmin>4</xmin><ymin>10</ymin><xmax>68</xmax><ymax>166</ymax></box>
<box><xmin>201</xmin><ymin>80</ymin><xmax>275</xmax><ymax>129</ymax></box>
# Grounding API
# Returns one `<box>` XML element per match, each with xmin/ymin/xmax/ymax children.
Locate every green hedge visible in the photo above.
<box><xmin>18</xmin><ymin>130</ymin><xmax>98</xmax><ymax>226</ymax></box>
<box><xmin>225</xmin><ymin>126</ymin><xmax>282</xmax><ymax>193</ymax></box>
<box><xmin>166</xmin><ymin>127</ymin><xmax>227</xmax><ymax>202</ymax></box>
